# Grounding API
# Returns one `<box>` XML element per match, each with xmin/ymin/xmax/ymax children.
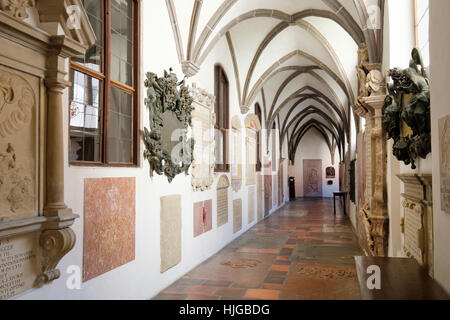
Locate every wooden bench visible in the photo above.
<box><xmin>355</xmin><ymin>256</ymin><xmax>450</xmax><ymax>300</ymax></box>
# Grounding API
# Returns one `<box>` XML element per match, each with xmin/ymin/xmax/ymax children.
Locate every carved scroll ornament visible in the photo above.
<box><xmin>0</xmin><ymin>0</ymin><xmax>35</xmax><ymax>20</ymax></box>
<box><xmin>383</xmin><ymin>48</ymin><xmax>431</xmax><ymax>169</ymax></box>
<box><xmin>143</xmin><ymin>69</ymin><xmax>195</xmax><ymax>183</ymax></box>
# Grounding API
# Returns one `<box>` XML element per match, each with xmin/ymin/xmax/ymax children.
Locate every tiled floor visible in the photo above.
<box><xmin>153</xmin><ymin>198</ymin><xmax>363</xmax><ymax>300</ymax></box>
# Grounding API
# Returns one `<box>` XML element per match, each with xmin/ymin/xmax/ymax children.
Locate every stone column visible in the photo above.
<box><xmin>44</xmin><ymin>50</ymin><xmax>72</xmax><ymax>217</ymax></box>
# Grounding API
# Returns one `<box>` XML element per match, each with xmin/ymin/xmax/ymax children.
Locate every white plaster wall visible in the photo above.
<box><xmin>18</xmin><ymin>0</ymin><xmax>285</xmax><ymax>300</ymax></box>
<box><xmin>288</xmin><ymin>129</ymin><xmax>339</xmax><ymax>199</ymax></box>
<box><xmin>383</xmin><ymin>0</ymin><xmax>432</xmax><ymax>258</ymax></box>
<box><xmin>430</xmin><ymin>0</ymin><xmax>450</xmax><ymax>294</ymax></box>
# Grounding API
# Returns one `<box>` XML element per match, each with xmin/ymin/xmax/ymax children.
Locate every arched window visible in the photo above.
<box><xmin>415</xmin><ymin>0</ymin><xmax>429</xmax><ymax>66</ymax></box>
<box><xmin>255</xmin><ymin>103</ymin><xmax>262</xmax><ymax>172</ymax></box>
<box><xmin>214</xmin><ymin>65</ymin><xmax>229</xmax><ymax>172</ymax></box>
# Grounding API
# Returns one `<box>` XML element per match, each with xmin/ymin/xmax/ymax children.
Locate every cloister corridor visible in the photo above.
<box><xmin>154</xmin><ymin>199</ymin><xmax>363</xmax><ymax>300</ymax></box>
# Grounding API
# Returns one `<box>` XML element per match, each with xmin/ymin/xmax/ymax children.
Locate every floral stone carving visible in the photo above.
<box><xmin>383</xmin><ymin>48</ymin><xmax>431</xmax><ymax>169</ymax></box>
<box><xmin>143</xmin><ymin>68</ymin><xmax>195</xmax><ymax>183</ymax></box>
<box><xmin>0</xmin><ymin>0</ymin><xmax>35</xmax><ymax>20</ymax></box>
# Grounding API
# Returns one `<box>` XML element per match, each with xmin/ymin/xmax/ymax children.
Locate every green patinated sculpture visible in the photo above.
<box><xmin>383</xmin><ymin>48</ymin><xmax>431</xmax><ymax>169</ymax></box>
<box><xmin>143</xmin><ymin>68</ymin><xmax>195</xmax><ymax>183</ymax></box>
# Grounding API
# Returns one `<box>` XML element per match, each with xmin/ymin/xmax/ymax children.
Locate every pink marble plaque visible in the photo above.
<box><xmin>83</xmin><ymin>177</ymin><xmax>136</xmax><ymax>282</ymax></box>
<box><xmin>193</xmin><ymin>200</ymin><xmax>213</xmax><ymax>237</ymax></box>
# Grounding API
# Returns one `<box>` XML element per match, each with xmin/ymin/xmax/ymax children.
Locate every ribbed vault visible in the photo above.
<box><xmin>166</xmin><ymin>0</ymin><xmax>384</xmax><ymax>160</ymax></box>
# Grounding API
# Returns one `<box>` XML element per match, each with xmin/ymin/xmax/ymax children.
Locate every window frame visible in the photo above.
<box><xmin>214</xmin><ymin>65</ymin><xmax>230</xmax><ymax>173</ymax></box>
<box><xmin>69</xmin><ymin>0</ymin><xmax>141</xmax><ymax>167</ymax></box>
<box><xmin>255</xmin><ymin>103</ymin><xmax>262</xmax><ymax>172</ymax></box>
<box><xmin>414</xmin><ymin>0</ymin><xmax>429</xmax><ymax>66</ymax></box>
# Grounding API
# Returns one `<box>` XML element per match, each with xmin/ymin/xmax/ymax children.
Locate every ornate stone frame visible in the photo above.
<box><xmin>143</xmin><ymin>69</ymin><xmax>195</xmax><ymax>183</ymax></box>
<box><xmin>191</xmin><ymin>83</ymin><xmax>216</xmax><ymax>191</ymax></box>
<box><xmin>0</xmin><ymin>1</ymin><xmax>95</xmax><ymax>296</ymax></box>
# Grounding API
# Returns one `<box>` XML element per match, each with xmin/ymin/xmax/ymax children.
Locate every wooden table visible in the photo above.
<box><xmin>355</xmin><ymin>256</ymin><xmax>450</xmax><ymax>300</ymax></box>
<box><xmin>333</xmin><ymin>191</ymin><xmax>347</xmax><ymax>216</ymax></box>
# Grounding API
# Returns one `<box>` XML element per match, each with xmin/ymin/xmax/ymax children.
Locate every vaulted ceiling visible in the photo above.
<box><xmin>166</xmin><ymin>0</ymin><xmax>385</xmax><ymax>162</ymax></box>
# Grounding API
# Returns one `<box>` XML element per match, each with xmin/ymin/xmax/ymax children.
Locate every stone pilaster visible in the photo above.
<box><xmin>360</xmin><ymin>94</ymin><xmax>389</xmax><ymax>256</ymax></box>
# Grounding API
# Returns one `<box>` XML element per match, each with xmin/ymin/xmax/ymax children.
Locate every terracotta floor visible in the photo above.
<box><xmin>153</xmin><ymin>198</ymin><xmax>363</xmax><ymax>300</ymax></box>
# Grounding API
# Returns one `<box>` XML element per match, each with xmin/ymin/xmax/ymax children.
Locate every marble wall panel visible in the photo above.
<box><xmin>83</xmin><ymin>178</ymin><xmax>136</xmax><ymax>282</ymax></box>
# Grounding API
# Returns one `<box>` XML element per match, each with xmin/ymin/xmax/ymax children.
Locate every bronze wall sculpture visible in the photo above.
<box><xmin>143</xmin><ymin>69</ymin><xmax>195</xmax><ymax>183</ymax></box>
<box><xmin>383</xmin><ymin>48</ymin><xmax>431</xmax><ymax>169</ymax></box>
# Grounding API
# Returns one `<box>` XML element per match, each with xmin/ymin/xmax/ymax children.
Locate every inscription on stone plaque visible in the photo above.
<box><xmin>248</xmin><ymin>187</ymin><xmax>255</xmax><ymax>224</ymax></box>
<box><xmin>403</xmin><ymin>201</ymin><xmax>424</xmax><ymax>265</ymax></box>
<box><xmin>216</xmin><ymin>175</ymin><xmax>230</xmax><ymax>227</ymax></box>
<box><xmin>233</xmin><ymin>199</ymin><xmax>242</xmax><ymax>234</ymax></box>
<box><xmin>439</xmin><ymin>115</ymin><xmax>450</xmax><ymax>213</ymax></box>
<box><xmin>0</xmin><ymin>233</ymin><xmax>37</xmax><ymax>300</ymax></box>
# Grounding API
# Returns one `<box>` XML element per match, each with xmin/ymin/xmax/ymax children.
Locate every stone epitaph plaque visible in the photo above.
<box><xmin>216</xmin><ymin>175</ymin><xmax>230</xmax><ymax>227</ymax></box>
<box><xmin>231</xmin><ymin>116</ymin><xmax>242</xmax><ymax>191</ymax></box>
<box><xmin>83</xmin><ymin>178</ymin><xmax>136</xmax><ymax>282</ymax></box>
<box><xmin>303</xmin><ymin>160</ymin><xmax>323</xmax><ymax>197</ymax></box>
<box><xmin>0</xmin><ymin>233</ymin><xmax>37</xmax><ymax>300</ymax></box>
<box><xmin>248</xmin><ymin>187</ymin><xmax>255</xmax><ymax>224</ymax></box>
<box><xmin>257</xmin><ymin>174</ymin><xmax>263</xmax><ymax>221</ymax></box>
<box><xmin>191</xmin><ymin>84</ymin><xmax>216</xmax><ymax>192</ymax></box>
<box><xmin>160</xmin><ymin>195</ymin><xmax>182</xmax><ymax>273</ymax></box>
<box><xmin>439</xmin><ymin>115</ymin><xmax>450</xmax><ymax>213</ymax></box>
<box><xmin>193</xmin><ymin>200</ymin><xmax>213</xmax><ymax>237</ymax></box>
<box><xmin>233</xmin><ymin>199</ymin><xmax>242</xmax><ymax>234</ymax></box>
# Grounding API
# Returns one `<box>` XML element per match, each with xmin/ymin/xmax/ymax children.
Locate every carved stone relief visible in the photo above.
<box><xmin>191</xmin><ymin>84</ymin><xmax>216</xmax><ymax>192</ymax></box>
<box><xmin>231</xmin><ymin>116</ymin><xmax>242</xmax><ymax>192</ymax></box>
<box><xmin>233</xmin><ymin>199</ymin><xmax>242</xmax><ymax>234</ymax></box>
<box><xmin>356</xmin><ymin>46</ymin><xmax>389</xmax><ymax>257</ymax></box>
<box><xmin>216</xmin><ymin>175</ymin><xmax>230</xmax><ymax>228</ymax></box>
<box><xmin>439</xmin><ymin>115</ymin><xmax>450</xmax><ymax>214</ymax></box>
<box><xmin>193</xmin><ymin>200</ymin><xmax>212</xmax><ymax>238</ymax></box>
<box><xmin>160</xmin><ymin>195</ymin><xmax>182</xmax><ymax>273</ymax></box>
<box><xmin>143</xmin><ymin>69</ymin><xmax>195</xmax><ymax>183</ymax></box>
<box><xmin>83</xmin><ymin>178</ymin><xmax>136</xmax><ymax>282</ymax></box>
<box><xmin>0</xmin><ymin>0</ymin><xmax>35</xmax><ymax>20</ymax></box>
<box><xmin>248</xmin><ymin>187</ymin><xmax>255</xmax><ymax>224</ymax></box>
<box><xmin>303</xmin><ymin>160</ymin><xmax>323</xmax><ymax>197</ymax></box>
<box><xmin>0</xmin><ymin>66</ymin><xmax>37</xmax><ymax>222</ymax></box>
<box><xmin>0</xmin><ymin>0</ymin><xmax>96</xmax><ymax>298</ymax></box>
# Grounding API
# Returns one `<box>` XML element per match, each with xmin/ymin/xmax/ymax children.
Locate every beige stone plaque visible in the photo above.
<box><xmin>244</xmin><ymin>114</ymin><xmax>261</xmax><ymax>186</ymax></box>
<box><xmin>257</xmin><ymin>174</ymin><xmax>263</xmax><ymax>221</ymax></box>
<box><xmin>439</xmin><ymin>115</ymin><xmax>450</xmax><ymax>213</ymax></box>
<box><xmin>191</xmin><ymin>84</ymin><xmax>216</xmax><ymax>192</ymax></box>
<box><xmin>216</xmin><ymin>175</ymin><xmax>230</xmax><ymax>227</ymax></box>
<box><xmin>248</xmin><ymin>187</ymin><xmax>255</xmax><ymax>224</ymax></box>
<box><xmin>403</xmin><ymin>200</ymin><xmax>424</xmax><ymax>265</ymax></box>
<box><xmin>233</xmin><ymin>199</ymin><xmax>242</xmax><ymax>234</ymax></box>
<box><xmin>160</xmin><ymin>195</ymin><xmax>182</xmax><ymax>273</ymax></box>
<box><xmin>0</xmin><ymin>65</ymin><xmax>39</xmax><ymax>222</ymax></box>
<box><xmin>0</xmin><ymin>233</ymin><xmax>38</xmax><ymax>300</ymax></box>
<box><xmin>303</xmin><ymin>159</ymin><xmax>323</xmax><ymax>197</ymax></box>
